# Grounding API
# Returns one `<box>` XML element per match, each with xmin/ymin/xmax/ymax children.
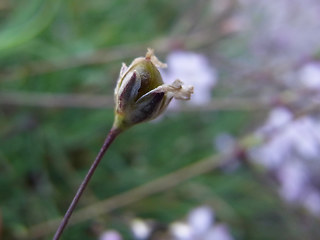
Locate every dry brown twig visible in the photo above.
<box><xmin>0</xmin><ymin>91</ymin><xmax>267</xmax><ymax>111</ymax></box>
<box><xmin>0</xmin><ymin>89</ymin><xmax>302</xmax><ymax>111</ymax></box>
<box><xmin>0</xmin><ymin>91</ymin><xmax>114</xmax><ymax>109</ymax></box>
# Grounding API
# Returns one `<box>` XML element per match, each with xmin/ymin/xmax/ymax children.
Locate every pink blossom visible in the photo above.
<box><xmin>298</xmin><ymin>62</ymin><xmax>320</xmax><ymax>90</ymax></box>
<box><xmin>130</xmin><ymin>218</ymin><xmax>152</xmax><ymax>240</ymax></box>
<box><xmin>303</xmin><ymin>190</ymin><xmax>320</xmax><ymax>217</ymax></box>
<box><xmin>170</xmin><ymin>206</ymin><xmax>234</xmax><ymax>240</ymax></box>
<box><xmin>251</xmin><ymin>107</ymin><xmax>320</xmax><ymax>216</ymax></box>
<box><xmin>278</xmin><ymin>160</ymin><xmax>309</xmax><ymax>202</ymax></box>
<box><xmin>187</xmin><ymin>206</ymin><xmax>214</xmax><ymax>237</ymax></box>
<box><xmin>204</xmin><ymin>224</ymin><xmax>234</xmax><ymax>240</ymax></box>
<box><xmin>99</xmin><ymin>230</ymin><xmax>122</xmax><ymax>240</ymax></box>
<box><xmin>239</xmin><ymin>0</ymin><xmax>320</xmax><ymax>64</ymax></box>
<box><xmin>161</xmin><ymin>51</ymin><xmax>217</xmax><ymax>108</ymax></box>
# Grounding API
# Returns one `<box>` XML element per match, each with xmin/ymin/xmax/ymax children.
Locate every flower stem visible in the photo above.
<box><xmin>53</xmin><ymin>128</ymin><xmax>121</xmax><ymax>240</ymax></box>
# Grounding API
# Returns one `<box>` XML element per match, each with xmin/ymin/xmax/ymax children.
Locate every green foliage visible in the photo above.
<box><xmin>0</xmin><ymin>1</ymin><xmax>314</xmax><ymax>240</ymax></box>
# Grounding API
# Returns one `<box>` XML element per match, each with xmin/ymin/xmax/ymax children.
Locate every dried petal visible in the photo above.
<box><xmin>117</xmin><ymin>71</ymin><xmax>140</xmax><ymax>112</ymax></box>
<box><xmin>158</xmin><ymin>79</ymin><xmax>194</xmax><ymax>100</ymax></box>
<box><xmin>130</xmin><ymin>92</ymin><xmax>165</xmax><ymax>124</ymax></box>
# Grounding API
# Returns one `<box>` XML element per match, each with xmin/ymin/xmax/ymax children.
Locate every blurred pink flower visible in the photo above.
<box><xmin>187</xmin><ymin>206</ymin><xmax>214</xmax><ymax>237</ymax></box>
<box><xmin>170</xmin><ymin>222</ymin><xmax>193</xmax><ymax>240</ymax></box>
<box><xmin>303</xmin><ymin>190</ymin><xmax>320</xmax><ymax>217</ymax></box>
<box><xmin>130</xmin><ymin>218</ymin><xmax>152</xmax><ymax>240</ymax></box>
<box><xmin>278</xmin><ymin>160</ymin><xmax>308</xmax><ymax>202</ymax></box>
<box><xmin>250</xmin><ymin>108</ymin><xmax>293</xmax><ymax>169</ymax></box>
<box><xmin>203</xmin><ymin>224</ymin><xmax>234</xmax><ymax>240</ymax></box>
<box><xmin>298</xmin><ymin>62</ymin><xmax>320</xmax><ymax>90</ymax></box>
<box><xmin>99</xmin><ymin>230</ymin><xmax>122</xmax><ymax>240</ymax></box>
<box><xmin>170</xmin><ymin>206</ymin><xmax>234</xmax><ymax>240</ymax></box>
<box><xmin>161</xmin><ymin>51</ymin><xmax>217</xmax><ymax>108</ymax></box>
<box><xmin>250</xmin><ymin>107</ymin><xmax>320</xmax><ymax>216</ymax></box>
<box><xmin>258</xmin><ymin>107</ymin><xmax>292</xmax><ymax>134</ymax></box>
<box><xmin>240</xmin><ymin>0</ymin><xmax>320</xmax><ymax>64</ymax></box>
<box><xmin>214</xmin><ymin>133</ymin><xmax>236</xmax><ymax>155</ymax></box>
<box><xmin>252</xmin><ymin>107</ymin><xmax>320</xmax><ymax>168</ymax></box>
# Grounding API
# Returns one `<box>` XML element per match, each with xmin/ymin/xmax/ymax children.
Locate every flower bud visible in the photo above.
<box><xmin>113</xmin><ymin>48</ymin><xmax>193</xmax><ymax>130</ymax></box>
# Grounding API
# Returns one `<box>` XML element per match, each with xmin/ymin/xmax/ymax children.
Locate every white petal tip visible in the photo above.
<box><xmin>146</xmin><ymin>48</ymin><xmax>167</xmax><ymax>68</ymax></box>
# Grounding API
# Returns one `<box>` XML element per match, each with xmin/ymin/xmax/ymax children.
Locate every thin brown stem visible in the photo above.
<box><xmin>53</xmin><ymin>128</ymin><xmax>121</xmax><ymax>240</ymax></box>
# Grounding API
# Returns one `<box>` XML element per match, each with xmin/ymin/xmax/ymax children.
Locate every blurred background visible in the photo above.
<box><xmin>1</xmin><ymin>0</ymin><xmax>320</xmax><ymax>239</ymax></box>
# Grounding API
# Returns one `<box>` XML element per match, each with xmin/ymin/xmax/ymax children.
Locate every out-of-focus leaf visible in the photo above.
<box><xmin>0</xmin><ymin>0</ymin><xmax>61</xmax><ymax>53</ymax></box>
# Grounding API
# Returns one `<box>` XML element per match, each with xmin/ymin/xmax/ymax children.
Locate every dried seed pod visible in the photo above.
<box><xmin>113</xmin><ymin>48</ymin><xmax>194</xmax><ymax>130</ymax></box>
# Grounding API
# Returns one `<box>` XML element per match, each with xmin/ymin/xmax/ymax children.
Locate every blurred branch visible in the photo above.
<box><xmin>28</xmin><ymin>151</ymin><xmax>234</xmax><ymax>239</ymax></box>
<box><xmin>0</xmin><ymin>25</ymin><xmax>231</xmax><ymax>80</ymax></box>
<box><xmin>0</xmin><ymin>90</ymin><xmax>300</xmax><ymax>111</ymax></box>
<box><xmin>26</xmin><ymin>101</ymin><xmax>320</xmax><ymax>239</ymax></box>
<box><xmin>0</xmin><ymin>91</ymin><xmax>114</xmax><ymax>109</ymax></box>
<box><xmin>0</xmin><ymin>0</ymin><xmax>11</xmax><ymax>10</ymax></box>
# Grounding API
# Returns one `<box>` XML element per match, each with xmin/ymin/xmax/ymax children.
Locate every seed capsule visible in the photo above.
<box><xmin>113</xmin><ymin>49</ymin><xmax>193</xmax><ymax>130</ymax></box>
